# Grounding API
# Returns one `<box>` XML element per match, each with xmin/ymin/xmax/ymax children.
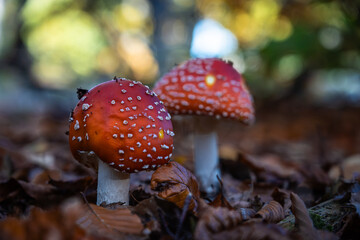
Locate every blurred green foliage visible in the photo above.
<box><xmin>0</xmin><ymin>0</ymin><xmax>359</xmax><ymax>103</ymax></box>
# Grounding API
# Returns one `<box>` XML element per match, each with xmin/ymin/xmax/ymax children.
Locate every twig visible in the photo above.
<box><xmin>175</xmin><ymin>193</ymin><xmax>192</xmax><ymax>240</ymax></box>
<box><xmin>158</xmin><ymin>208</ymin><xmax>176</xmax><ymax>239</ymax></box>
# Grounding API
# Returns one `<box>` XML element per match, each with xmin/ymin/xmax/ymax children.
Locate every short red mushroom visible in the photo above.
<box><xmin>153</xmin><ymin>58</ymin><xmax>254</xmax><ymax>196</ymax></box>
<box><xmin>69</xmin><ymin>78</ymin><xmax>174</xmax><ymax>205</ymax></box>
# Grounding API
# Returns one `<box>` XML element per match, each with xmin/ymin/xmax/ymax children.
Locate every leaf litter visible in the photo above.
<box><xmin>0</xmin><ymin>106</ymin><xmax>360</xmax><ymax>239</ymax></box>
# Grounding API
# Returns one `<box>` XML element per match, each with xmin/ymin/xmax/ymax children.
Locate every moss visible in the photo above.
<box><xmin>309</xmin><ymin>212</ymin><xmax>333</xmax><ymax>232</ymax></box>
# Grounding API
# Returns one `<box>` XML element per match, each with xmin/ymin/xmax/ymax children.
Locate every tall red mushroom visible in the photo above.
<box><xmin>69</xmin><ymin>78</ymin><xmax>174</xmax><ymax>205</ymax></box>
<box><xmin>153</xmin><ymin>58</ymin><xmax>254</xmax><ymax>195</ymax></box>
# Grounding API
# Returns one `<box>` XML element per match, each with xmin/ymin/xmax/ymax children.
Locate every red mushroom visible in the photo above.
<box><xmin>69</xmin><ymin>78</ymin><xmax>174</xmax><ymax>205</ymax></box>
<box><xmin>153</xmin><ymin>58</ymin><xmax>254</xmax><ymax>195</ymax></box>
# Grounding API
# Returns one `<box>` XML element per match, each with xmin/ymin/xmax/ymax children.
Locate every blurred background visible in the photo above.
<box><xmin>0</xmin><ymin>0</ymin><xmax>359</xmax><ymax>109</ymax></box>
<box><xmin>0</xmin><ymin>0</ymin><xmax>360</xmax><ymax>182</ymax></box>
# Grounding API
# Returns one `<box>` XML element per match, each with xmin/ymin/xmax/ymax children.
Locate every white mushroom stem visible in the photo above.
<box><xmin>97</xmin><ymin>160</ymin><xmax>130</xmax><ymax>205</ymax></box>
<box><xmin>193</xmin><ymin>117</ymin><xmax>220</xmax><ymax>196</ymax></box>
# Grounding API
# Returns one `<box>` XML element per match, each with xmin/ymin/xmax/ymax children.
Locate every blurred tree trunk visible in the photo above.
<box><xmin>150</xmin><ymin>0</ymin><xmax>198</xmax><ymax>78</ymax></box>
<box><xmin>0</xmin><ymin>0</ymin><xmax>40</xmax><ymax>89</ymax></box>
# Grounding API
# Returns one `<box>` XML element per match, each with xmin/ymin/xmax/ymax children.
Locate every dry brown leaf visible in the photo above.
<box><xmin>195</xmin><ymin>203</ymin><xmax>245</xmax><ymax>240</ymax></box>
<box><xmin>290</xmin><ymin>192</ymin><xmax>320</xmax><ymax>240</ymax></box>
<box><xmin>239</xmin><ymin>154</ymin><xmax>303</xmax><ymax>183</ymax></box>
<box><xmin>77</xmin><ymin>203</ymin><xmax>144</xmax><ymax>235</ymax></box>
<box><xmin>209</xmin><ymin>192</ymin><xmax>234</xmax><ymax>209</ymax></box>
<box><xmin>150</xmin><ymin>161</ymin><xmax>200</xmax><ymax>213</ymax></box>
<box><xmin>255</xmin><ymin>200</ymin><xmax>285</xmax><ymax>223</ymax></box>
<box><xmin>197</xmin><ymin>221</ymin><xmax>291</xmax><ymax>240</ymax></box>
<box><xmin>271</xmin><ymin>188</ymin><xmax>292</xmax><ymax>212</ymax></box>
<box><xmin>0</xmin><ymin>200</ymin><xmax>92</xmax><ymax>240</ymax></box>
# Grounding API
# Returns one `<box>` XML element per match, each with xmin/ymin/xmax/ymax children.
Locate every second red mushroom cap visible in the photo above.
<box><xmin>153</xmin><ymin>58</ymin><xmax>255</xmax><ymax>124</ymax></box>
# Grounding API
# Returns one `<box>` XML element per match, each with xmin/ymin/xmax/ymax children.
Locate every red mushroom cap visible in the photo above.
<box><xmin>68</xmin><ymin>78</ymin><xmax>174</xmax><ymax>173</ymax></box>
<box><xmin>153</xmin><ymin>58</ymin><xmax>255</xmax><ymax>124</ymax></box>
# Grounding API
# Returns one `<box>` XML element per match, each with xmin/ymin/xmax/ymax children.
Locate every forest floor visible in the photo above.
<box><xmin>0</xmin><ymin>100</ymin><xmax>359</xmax><ymax>240</ymax></box>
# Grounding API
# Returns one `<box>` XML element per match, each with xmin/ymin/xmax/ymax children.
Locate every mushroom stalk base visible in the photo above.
<box><xmin>194</xmin><ymin>130</ymin><xmax>220</xmax><ymax>197</ymax></box>
<box><xmin>97</xmin><ymin>160</ymin><xmax>130</xmax><ymax>205</ymax></box>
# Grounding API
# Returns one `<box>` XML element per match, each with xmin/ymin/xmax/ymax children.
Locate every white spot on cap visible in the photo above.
<box><xmin>121</xmin><ymin>89</ymin><xmax>127</xmax><ymax>93</ymax></box>
<box><xmin>82</xmin><ymin>103</ymin><xmax>91</xmax><ymax>111</ymax></box>
<box><xmin>74</xmin><ymin>120</ymin><xmax>80</xmax><ymax>130</ymax></box>
<box><xmin>148</xmin><ymin>105</ymin><xmax>153</xmax><ymax>109</ymax></box>
<box><xmin>72</xmin><ymin>136</ymin><xmax>76</xmax><ymax>141</ymax></box>
<box><xmin>147</xmin><ymin>154</ymin><xmax>152</xmax><ymax>158</ymax></box>
<box><xmin>119</xmin><ymin>164</ymin><xmax>124</xmax><ymax>167</ymax></box>
<box><xmin>137</xmin><ymin>96</ymin><xmax>141</xmax><ymax>100</ymax></box>
<box><xmin>161</xmin><ymin>144</ymin><xmax>169</xmax><ymax>149</ymax></box>
<box><xmin>111</xmin><ymin>100</ymin><xmax>116</xmax><ymax>105</ymax></box>
<box><xmin>130</xmin><ymin>147</ymin><xmax>135</xmax><ymax>151</ymax></box>
<box><xmin>152</xmin><ymin>147</ymin><xmax>156</xmax><ymax>152</ymax></box>
<box><xmin>142</xmin><ymin>165</ymin><xmax>149</xmax><ymax>169</ymax></box>
<box><xmin>136</xmin><ymin>142</ymin><xmax>141</xmax><ymax>147</ymax></box>
<box><xmin>128</xmin><ymin>97</ymin><xmax>133</xmax><ymax>101</ymax></box>
<box><xmin>113</xmin><ymin>134</ymin><xmax>118</xmax><ymax>138</ymax></box>
<box><xmin>128</xmin><ymin>133</ymin><xmax>133</xmax><ymax>138</ymax></box>
<box><xmin>123</xmin><ymin>120</ymin><xmax>128</xmax><ymax>125</ymax></box>
<box><xmin>120</xmin><ymin>134</ymin><xmax>125</xmax><ymax>138</ymax></box>
<box><xmin>119</xmin><ymin>150</ymin><xmax>124</xmax><ymax>154</ymax></box>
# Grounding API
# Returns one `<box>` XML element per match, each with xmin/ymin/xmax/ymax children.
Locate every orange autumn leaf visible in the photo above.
<box><xmin>150</xmin><ymin>161</ymin><xmax>200</xmax><ymax>214</ymax></box>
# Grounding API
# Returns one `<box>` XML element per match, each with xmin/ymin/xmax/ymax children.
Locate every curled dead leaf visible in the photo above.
<box><xmin>290</xmin><ymin>192</ymin><xmax>320</xmax><ymax>240</ymax></box>
<box><xmin>255</xmin><ymin>200</ymin><xmax>285</xmax><ymax>223</ymax></box>
<box><xmin>237</xmin><ymin>208</ymin><xmax>256</xmax><ymax>221</ymax></box>
<box><xmin>195</xmin><ymin>203</ymin><xmax>248</xmax><ymax>240</ymax></box>
<box><xmin>150</xmin><ymin>161</ymin><xmax>200</xmax><ymax>213</ymax></box>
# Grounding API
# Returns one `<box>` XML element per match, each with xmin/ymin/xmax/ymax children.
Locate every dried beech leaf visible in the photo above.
<box><xmin>290</xmin><ymin>192</ymin><xmax>320</xmax><ymax>240</ymax></box>
<box><xmin>196</xmin><ymin>221</ymin><xmax>290</xmax><ymax>240</ymax></box>
<box><xmin>237</xmin><ymin>208</ymin><xmax>256</xmax><ymax>221</ymax></box>
<box><xmin>271</xmin><ymin>188</ymin><xmax>292</xmax><ymax>212</ymax></box>
<box><xmin>209</xmin><ymin>192</ymin><xmax>234</xmax><ymax>209</ymax></box>
<box><xmin>150</xmin><ymin>161</ymin><xmax>200</xmax><ymax>213</ymax></box>
<box><xmin>239</xmin><ymin>154</ymin><xmax>303</xmax><ymax>183</ymax></box>
<box><xmin>195</xmin><ymin>203</ymin><xmax>246</xmax><ymax>240</ymax></box>
<box><xmin>77</xmin><ymin>203</ymin><xmax>144</xmax><ymax>235</ymax></box>
<box><xmin>0</xmin><ymin>201</ymin><xmax>90</xmax><ymax>240</ymax></box>
<box><xmin>255</xmin><ymin>200</ymin><xmax>285</xmax><ymax>223</ymax></box>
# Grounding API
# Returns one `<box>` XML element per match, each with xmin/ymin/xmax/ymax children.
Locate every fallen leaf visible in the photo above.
<box><xmin>195</xmin><ymin>203</ymin><xmax>245</xmax><ymax>240</ymax></box>
<box><xmin>77</xmin><ymin>203</ymin><xmax>144</xmax><ymax>235</ymax></box>
<box><xmin>290</xmin><ymin>192</ymin><xmax>320</xmax><ymax>240</ymax></box>
<box><xmin>205</xmin><ymin>221</ymin><xmax>291</xmax><ymax>240</ymax></box>
<box><xmin>209</xmin><ymin>192</ymin><xmax>234</xmax><ymax>209</ymax></box>
<box><xmin>271</xmin><ymin>188</ymin><xmax>291</xmax><ymax>211</ymax></box>
<box><xmin>238</xmin><ymin>154</ymin><xmax>304</xmax><ymax>184</ymax></box>
<box><xmin>0</xmin><ymin>199</ymin><xmax>92</xmax><ymax>240</ymax></box>
<box><xmin>255</xmin><ymin>200</ymin><xmax>285</xmax><ymax>223</ymax></box>
<box><xmin>133</xmin><ymin>196</ymin><xmax>195</xmax><ymax>239</ymax></box>
<box><xmin>150</xmin><ymin>161</ymin><xmax>200</xmax><ymax>213</ymax></box>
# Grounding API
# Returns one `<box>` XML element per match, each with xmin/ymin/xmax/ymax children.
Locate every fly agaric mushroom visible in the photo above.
<box><xmin>153</xmin><ymin>58</ymin><xmax>254</xmax><ymax>195</ymax></box>
<box><xmin>69</xmin><ymin>78</ymin><xmax>174</xmax><ymax>205</ymax></box>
